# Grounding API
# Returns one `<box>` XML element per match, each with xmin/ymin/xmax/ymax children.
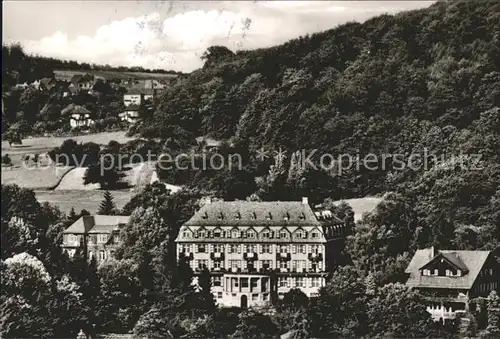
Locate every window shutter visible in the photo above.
<box><xmin>237</xmin><ymin>245</ymin><xmax>241</xmax><ymax>254</ymax></box>
<box><xmin>292</xmin><ymin>245</ymin><xmax>297</xmax><ymax>254</ymax></box>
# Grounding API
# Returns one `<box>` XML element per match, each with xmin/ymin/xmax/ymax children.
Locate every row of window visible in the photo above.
<box><xmin>422</xmin><ymin>269</ymin><xmax>462</xmax><ymax>277</ymax></box>
<box><xmin>478</xmin><ymin>282</ymin><xmax>498</xmax><ymax>293</ymax></box>
<box><xmin>182</xmin><ymin>228</ymin><xmax>320</xmax><ymax>240</ymax></box>
<box><xmin>192</xmin><ymin>259</ymin><xmax>323</xmax><ymax>271</ymax></box>
<box><xmin>180</xmin><ymin>243</ymin><xmax>323</xmax><ymax>254</ymax></box>
<box><xmin>278</xmin><ymin>276</ymin><xmax>322</xmax><ymax>288</ymax></box>
<box><xmin>88</xmin><ymin>250</ymin><xmax>109</xmax><ymax>261</ymax></box>
<box><xmin>202</xmin><ymin>211</ymin><xmax>306</xmax><ymax>221</ymax></box>
<box><xmin>479</xmin><ymin>268</ymin><xmax>495</xmax><ymax>276</ymax></box>
<box><xmin>66</xmin><ymin>234</ymin><xmax>110</xmax><ymax>244</ymax></box>
<box><xmin>215</xmin><ymin>292</ymin><xmax>270</xmax><ymax>301</ymax></box>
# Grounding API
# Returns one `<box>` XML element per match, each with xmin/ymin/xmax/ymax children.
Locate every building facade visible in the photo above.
<box><xmin>70</xmin><ymin>73</ymin><xmax>95</xmax><ymax>92</ymax></box>
<box><xmin>62</xmin><ymin>215</ymin><xmax>130</xmax><ymax>263</ymax></box>
<box><xmin>405</xmin><ymin>247</ymin><xmax>500</xmax><ymax>322</ymax></box>
<box><xmin>123</xmin><ymin>89</ymin><xmax>144</xmax><ymax>107</ymax></box>
<box><xmin>175</xmin><ymin>198</ymin><xmax>346</xmax><ymax>308</ymax></box>
<box><xmin>119</xmin><ymin>104</ymin><xmax>141</xmax><ymax>124</ymax></box>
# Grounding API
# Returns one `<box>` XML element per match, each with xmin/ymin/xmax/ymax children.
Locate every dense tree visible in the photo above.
<box><xmin>195</xmin><ymin>267</ymin><xmax>216</xmax><ymax>316</ymax></box>
<box><xmin>1</xmin><ymin>253</ymin><xmax>85</xmax><ymax>338</ymax></box>
<box><xmin>483</xmin><ymin>291</ymin><xmax>500</xmax><ymax>338</ymax></box>
<box><xmin>2</xmin><ymin>154</ymin><xmax>12</xmax><ymax>166</ymax></box>
<box><xmin>97</xmin><ymin>191</ymin><xmax>117</xmax><ymax>215</ymax></box>
<box><xmin>97</xmin><ymin>259</ymin><xmax>143</xmax><ymax>332</ymax></box>
<box><xmin>231</xmin><ymin>310</ymin><xmax>278</xmax><ymax>339</ymax></box>
<box><xmin>346</xmin><ymin>192</ymin><xmax>415</xmax><ymax>283</ymax></box>
<box><xmin>366</xmin><ymin>283</ymin><xmax>436</xmax><ymax>338</ymax></box>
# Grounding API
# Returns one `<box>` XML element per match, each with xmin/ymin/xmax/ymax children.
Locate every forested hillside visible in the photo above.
<box><xmin>138</xmin><ymin>0</ymin><xmax>499</xmax><ymax>250</ymax></box>
<box><xmin>145</xmin><ymin>1</ymin><xmax>499</xmax><ymax>147</ymax></box>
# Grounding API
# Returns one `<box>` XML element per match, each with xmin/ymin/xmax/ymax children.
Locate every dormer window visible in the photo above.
<box><xmin>283</xmin><ymin>213</ymin><xmax>290</xmax><ymax>221</ymax></box>
<box><xmin>231</xmin><ymin>229</ymin><xmax>239</xmax><ymax>238</ymax></box>
<box><xmin>214</xmin><ymin>230</ymin><xmax>221</xmax><ymax>238</ymax></box>
<box><xmin>246</xmin><ymin>230</ymin><xmax>255</xmax><ymax>238</ymax></box>
<box><xmin>446</xmin><ymin>269</ymin><xmax>461</xmax><ymax>277</ymax></box>
<box><xmin>217</xmin><ymin>212</ymin><xmax>224</xmax><ymax>220</ymax></box>
<box><xmin>279</xmin><ymin>230</ymin><xmax>288</xmax><ymax>239</ymax></box>
<box><xmin>250</xmin><ymin>212</ymin><xmax>256</xmax><ymax>220</ymax></box>
<box><xmin>299</xmin><ymin>213</ymin><xmax>306</xmax><ymax>220</ymax></box>
<box><xmin>266</xmin><ymin>212</ymin><xmax>272</xmax><ymax>220</ymax></box>
<box><xmin>202</xmin><ymin>212</ymin><xmax>208</xmax><ymax>219</ymax></box>
<box><xmin>235</xmin><ymin>212</ymin><xmax>241</xmax><ymax>220</ymax></box>
<box><xmin>295</xmin><ymin>230</ymin><xmax>305</xmax><ymax>239</ymax></box>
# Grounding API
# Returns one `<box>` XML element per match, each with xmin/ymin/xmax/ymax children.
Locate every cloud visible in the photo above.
<box><xmin>22</xmin><ymin>9</ymin><xmax>255</xmax><ymax>72</ymax></box>
<box><xmin>18</xmin><ymin>1</ymin><xmax>435</xmax><ymax>72</ymax></box>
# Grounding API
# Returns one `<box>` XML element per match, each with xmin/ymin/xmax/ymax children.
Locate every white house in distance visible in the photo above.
<box><xmin>119</xmin><ymin>104</ymin><xmax>141</xmax><ymax>124</ymax></box>
<box><xmin>62</xmin><ymin>104</ymin><xmax>95</xmax><ymax>129</ymax></box>
<box><xmin>123</xmin><ymin>88</ymin><xmax>144</xmax><ymax>107</ymax></box>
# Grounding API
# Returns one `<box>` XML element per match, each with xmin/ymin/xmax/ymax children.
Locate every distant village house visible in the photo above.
<box><xmin>118</xmin><ymin>104</ymin><xmax>141</xmax><ymax>124</ymax></box>
<box><xmin>62</xmin><ymin>104</ymin><xmax>95</xmax><ymax>129</ymax></box>
<box><xmin>69</xmin><ymin>73</ymin><xmax>96</xmax><ymax>93</ymax></box>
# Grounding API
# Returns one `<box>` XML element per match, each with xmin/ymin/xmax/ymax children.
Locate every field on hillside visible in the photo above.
<box><xmin>2</xmin><ymin>165</ymin><xmax>74</xmax><ymax>190</ymax></box>
<box><xmin>35</xmin><ymin>190</ymin><xmax>136</xmax><ymax>214</ymax></box>
<box><xmin>333</xmin><ymin>197</ymin><xmax>383</xmax><ymax>222</ymax></box>
<box><xmin>1</xmin><ymin>131</ymin><xmax>134</xmax><ymax>166</ymax></box>
<box><xmin>54</xmin><ymin>69</ymin><xmax>178</xmax><ymax>81</ymax></box>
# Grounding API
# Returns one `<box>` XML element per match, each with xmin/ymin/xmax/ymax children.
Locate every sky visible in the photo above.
<box><xmin>3</xmin><ymin>1</ymin><xmax>435</xmax><ymax>72</ymax></box>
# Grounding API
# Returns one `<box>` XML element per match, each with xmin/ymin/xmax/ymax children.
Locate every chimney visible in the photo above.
<box><xmin>430</xmin><ymin>246</ymin><xmax>435</xmax><ymax>258</ymax></box>
<box><xmin>302</xmin><ymin>197</ymin><xmax>308</xmax><ymax>205</ymax></box>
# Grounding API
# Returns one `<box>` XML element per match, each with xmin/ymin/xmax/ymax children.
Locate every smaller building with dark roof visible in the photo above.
<box><xmin>405</xmin><ymin>246</ymin><xmax>500</xmax><ymax>321</ymax></box>
<box><xmin>70</xmin><ymin>73</ymin><xmax>95</xmax><ymax>92</ymax></box>
<box><xmin>62</xmin><ymin>215</ymin><xmax>130</xmax><ymax>262</ymax></box>
<box><xmin>62</xmin><ymin>104</ymin><xmax>95</xmax><ymax>129</ymax></box>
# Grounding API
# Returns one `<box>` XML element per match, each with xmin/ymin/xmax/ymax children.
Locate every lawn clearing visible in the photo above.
<box><xmin>1</xmin><ymin>131</ymin><xmax>134</xmax><ymax>166</ymax></box>
<box><xmin>1</xmin><ymin>165</ymin><xmax>74</xmax><ymax>190</ymax></box>
<box><xmin>35</xmin><ymin>190</ymin><xmax>136</xmax><ymax>214</ymax></box>
<box><xmin>332</xmin><ymin>197</ymin><xmax>383</xmax><ymax>222</ymax></box>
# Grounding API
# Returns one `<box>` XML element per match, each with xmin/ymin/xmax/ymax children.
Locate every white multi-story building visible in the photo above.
<box><xmin>175</xmin><ymin>197</ymin><xmax>347</xmax><ymax>308</ymax></box>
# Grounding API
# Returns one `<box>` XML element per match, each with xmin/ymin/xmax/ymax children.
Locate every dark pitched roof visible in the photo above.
<box><xmin>420</xmin><ymin>252</ymin><xmax>469</xmax><ymax>272</ymax></box>
<box><xmin>184</xmin><ymin>201</ymin><xmax>321</xmax><ymax>227</ymax></box>
<box><xmin>62</xmin><ymin>104</ymin><xmax>91</xmax><ymax>115</ymax></box>
<box><xmin>40</xmin><ymin>77</ymin><xmax>56</xmax><ymax>88</ymax></box>
<box><xmin>405</xmin><ymin>248</ymin><xmax>491</xmax><ymax>290</ymax></box>
<box><xmin>70</xmin><ymin>74</ymin><xmax>83</xmax><ymax>83</ymax></box>
<box><xmin>70</xmin><ymin>73</ymin><xmax>94</xmax><ymax>84</ymax></box>
<box><xmin>125</xmin><ymin>88</ymin><xmax>144</xmax><ymax>95</ymax></box>
<box><xmin>63</xmin><ymin>215</ymin><xmax>130</xmax><ymax>234</ymax></box>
